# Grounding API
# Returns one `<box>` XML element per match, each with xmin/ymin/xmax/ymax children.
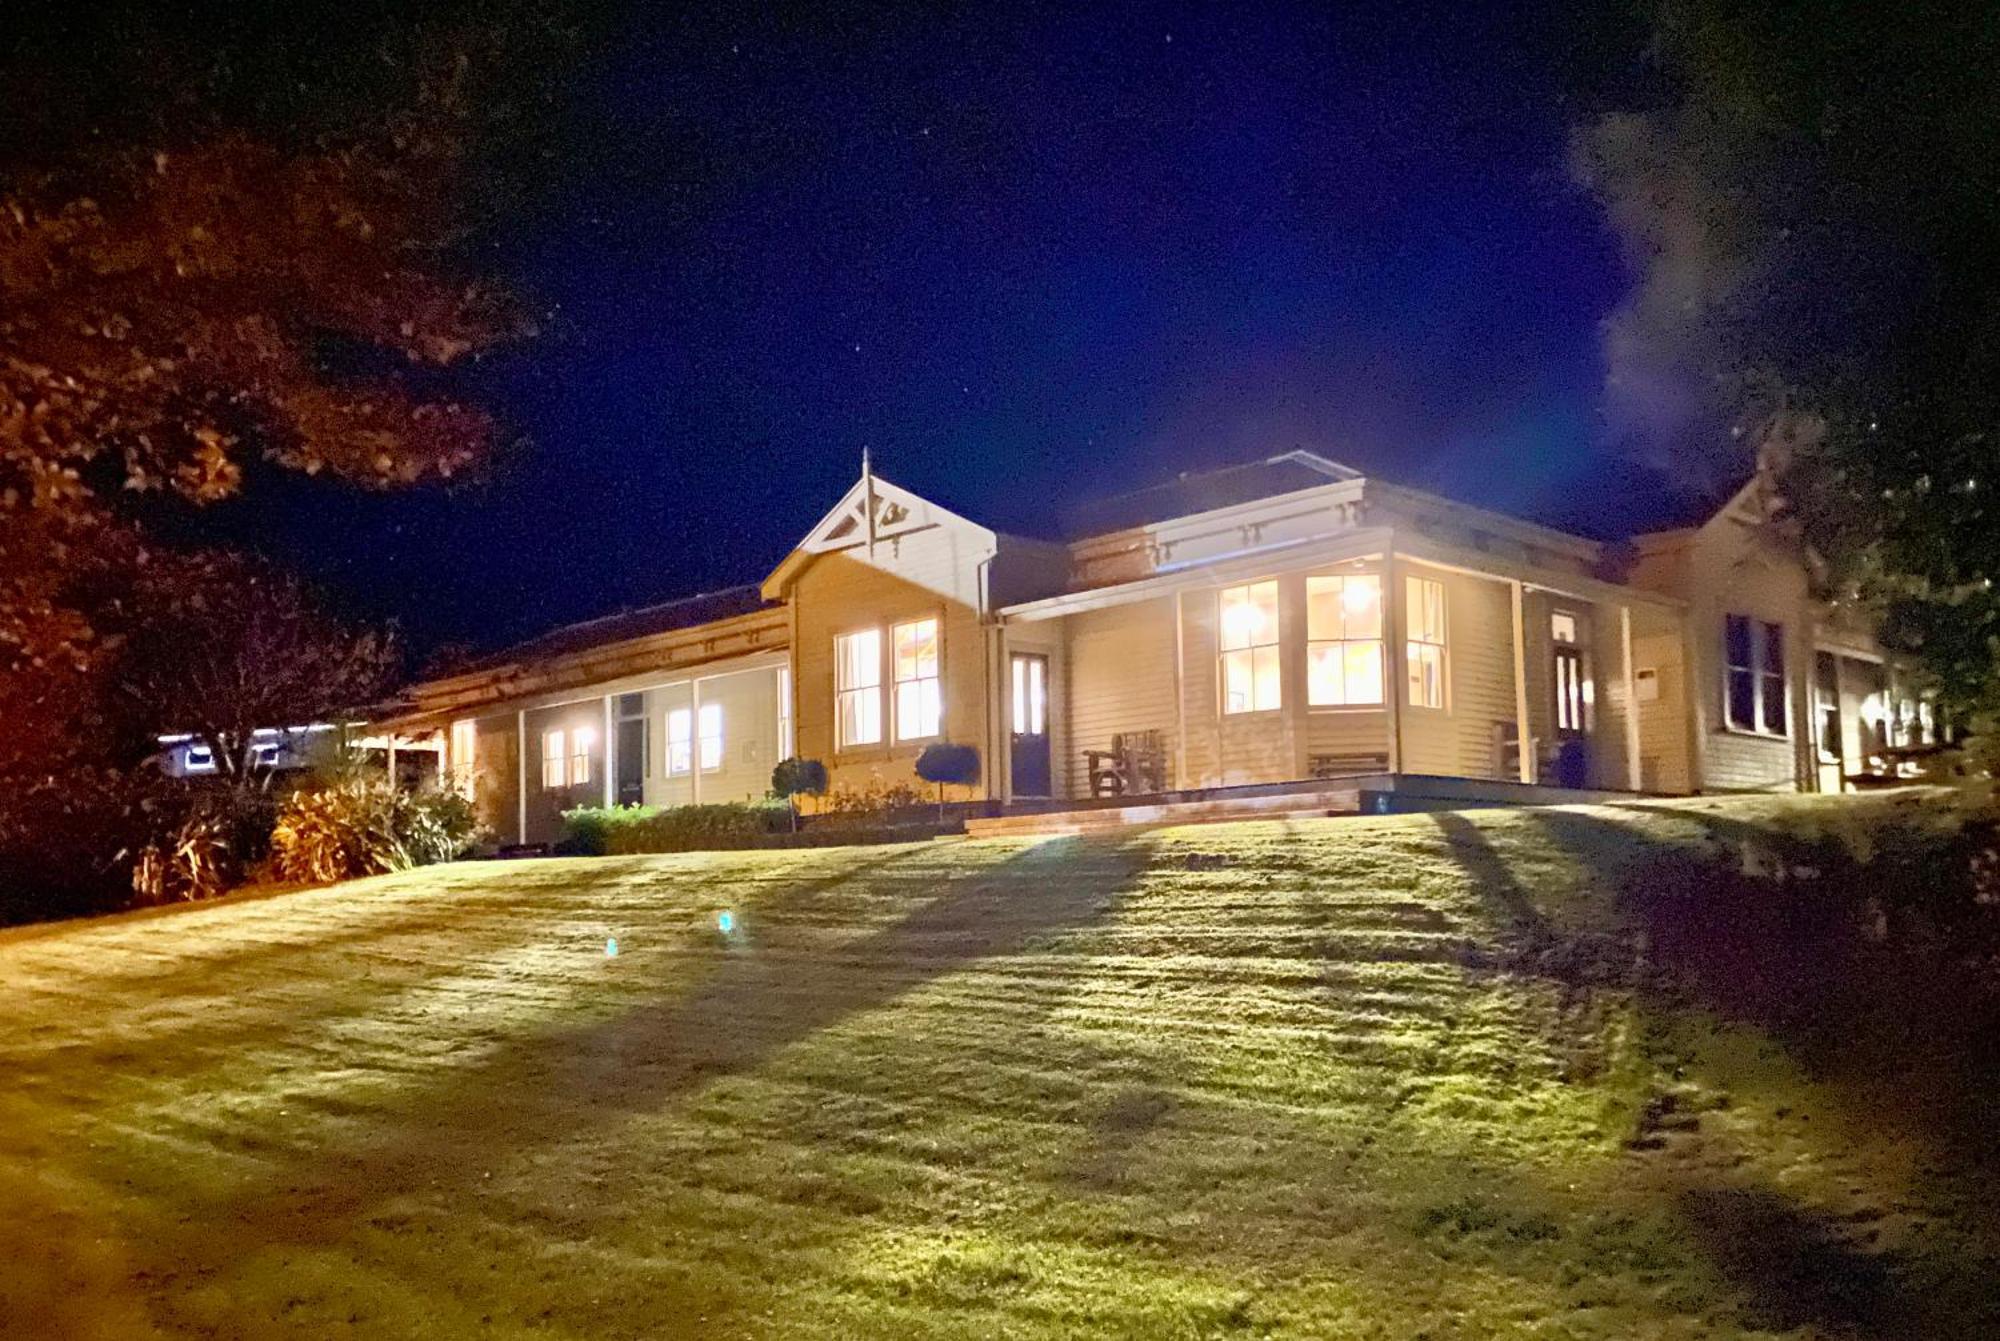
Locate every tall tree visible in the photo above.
<box><xmin>1574</xmin><ymin>0</ymin><xmax>2000</xmax><ymax>720</ymax></box>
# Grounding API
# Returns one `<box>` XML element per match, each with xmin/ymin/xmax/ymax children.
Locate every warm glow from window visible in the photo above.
<box><xmin>893</xmin><ymin>617</ymin><xmax>942</xmax><ymax>740</ymax></box>
<box><xmin>1306</xmin><ymin>573</ymin><xmax>1383</xmax><ymax>706</ymax></box>
<box><xmin>698</xmin><ymin>702</ymin><xmax>724</xmax><ymax>771</ymax></box>
<box><xmin>1551</xmin><ymin>611</ymin><xmax>1578</xmax><ymax>644</ymax></box>
<box><xmin>836</xmin><ymin>629</ymin><xmax>883</xmax><ymax>747</ymax></box>
<box><xmin>569</xmin><ymin>726</ymin><xmax>593</xmax><ymax>786</ymax></box>
<box><xmin>542</xmin><ymin>729</ymin><xmax>567</xmax><ymax>788</ymax></box>
<box><xmin>1406</xmin><ymin>577</ymin><xmax>1446</xmax><ymax>710</ymax></box>
<box><xmin>450</xmin><ymin>719</ymin><xmax>476</xmax><ymax>796</ymax></box>
<box><xmin>1012</xmin><ymin>655</ymin><xmax>1046</xmax><ymax>735</ymax></box>
<box><xmin>666</xmin><ymin>708</ymin><xmax>692</xmax><ymax>775</ymax></box>
<box><xmin>1220</xmin><ymin>581</ymin><xmax>1281</xmax><ymax>713</ymax></box>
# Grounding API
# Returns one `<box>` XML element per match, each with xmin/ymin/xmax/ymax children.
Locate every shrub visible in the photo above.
<box><xmin>915</xmin><ymin>743</ymin><xmax>981</xmax><ymax>816</ymax></box>
<box><xmin>129</xmin><ymin>790</ymin><xmax>277</xmax><ymax>905</ymax></box>
<box><xmin>270</xmin><ymin>783</ymin><xmax>482</xmax><ymax>885</ymax></box>
<box><xmin>558</xmin><ymin>803</ymin><xmax>662</xmax><ymax>856</ymax></box>
<box><xmin>770</xmin><ymin>757</ymin><xmax>829</xmax><ymax>832</ymax></box>
<box><xmin>561</xmin><ymin>800</ymin><xmax>792</xmax><ymax>855</ymax></box>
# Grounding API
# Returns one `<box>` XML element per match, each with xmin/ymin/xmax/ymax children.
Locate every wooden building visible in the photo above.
<box><xmin>375</xmin><ymin>450</ymin><xmax>1934</xmax><ymax>845</ymax></box>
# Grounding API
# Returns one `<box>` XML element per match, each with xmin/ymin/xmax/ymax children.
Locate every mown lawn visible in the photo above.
<box><xmin>3</xmin><ymin>792</ymin><xmax>1996</xmax><ymax>1338</ymax></box>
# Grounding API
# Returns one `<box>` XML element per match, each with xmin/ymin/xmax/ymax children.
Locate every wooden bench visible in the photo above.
<box><xmin>1308</xmin><ymin>751</ymin><xmax>1389</xmax><ymax>779</ymax></box>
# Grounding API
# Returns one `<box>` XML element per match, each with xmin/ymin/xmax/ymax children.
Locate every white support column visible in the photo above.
<box><xmin>1386</xmin><ymin>554</ymin><xmax>1404</xmax><ymax>775</ymax></box>
<box><xmin>1172</xmin><ymin>589</ymin><xmax>1189</xmax><ymax>789</ymax></box>
<box><xmin>385</xmin><ymin>735</ymin><xmax>398</xmax><ymax>792</ymax></box>
<box><xmin>516</xmin><ymin>708</ymin><xmax>528</xmax><ymax>845</ymax></box>
<box><xmin>1621</xmin><ymin>604</ymin><xmax>1642</xmax><ymax>791</ymax></box>
<box><xmin>1510</xmin><ymin>579</ymin><xmax>1533</xmax><ymax>783</ymax></box>
<box><xmin>434</xmin><ymin>728</ymin><xmax>447</xmax><ymax>788</ymax></box>
<box><xmin>602</xmin><ymin>695</ymin><xmax>615</xmax><ymax>808</ymax></box>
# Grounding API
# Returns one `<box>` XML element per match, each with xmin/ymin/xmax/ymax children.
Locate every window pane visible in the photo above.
<box><xmin>1222</xmin><ymin>648</ymin><xmax>1255</xmax><ymax>713</ymax></box>
<box><xmin>894</xmin><ymin>618</ymin><xmax>938</xmax><ymax>680</ymax></box>
<box><xmin>1724</xmin><ymin>615</ymin><xmax>1752</xmax><ymax>670</ymax></box>
<box><xmin>1727</xmin><ymin>668</ymin><xmax>1756</xmax><ymax>731</ymax></box>
<box><xmin>1306</xmin><ymin>644</ymin><xmax>1344</xmax><ymax>705</ymax></box>
<box><xmin>1551</xmin><ymin>611</ymin><xmax>1577</xmax><ymax>644</ymax></box>
<box><xmin>1344</xmin><ymin>640</ymin><xmax>1383</xmax><ymax>704</ymax></box>
<box><xmin>1252</xmin><ymin>645</ymin><xmax>1281</xmax><ymax>711</ymax></box>
<box><xmin>837</xmin><ymin>629</ymin><xmax>882</xmax><ymax>689</ymax></box>
<box><xmin>896</xmin><ymin>678</ymin><xmax>941</xmax><ymax>739</ymax></box>
<box><xmin>542</xmin><ymin>730</ymin><xmax>565</xmax><ymax>788</ymax></box>
<box><xmin>1220</xmin><ymin>582</ymin><xmax>1277</xmax><ymax>652</ymax></box>
<box><xmin>1342</xmin><ymin>575</ymin><xmax>1381</xmax><ymax>639</ymax></box>
<box><xmin>1761</xmin><ymin>622</ymin><xmax>1785</xmax><ymax>675</ymax></box>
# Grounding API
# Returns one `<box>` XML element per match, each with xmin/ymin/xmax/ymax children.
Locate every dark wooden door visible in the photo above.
<box><xmin>1010</xmin><ymin>653</ymin><xmax>1051</xmax><ymax>796</ymax></box>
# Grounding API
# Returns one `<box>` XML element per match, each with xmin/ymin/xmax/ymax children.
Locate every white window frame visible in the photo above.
<box><xmin>892</xmin><ymin>616</ymin><xmax>943</xmax><ymax>742</ymax></box>
<box><xmin>1723</xmin><ymin>614</ymin><xmax>1787</xmax><ymax>736</ymax></box>
<box><xmin>1219</xmin><ymin>580</ymin><xmax>1282</xmax><ymax>714</ymax></box>
<box><xmin>1405</xmin><ymin>576</ymin><xmax>1447</xmax><ymax>711</ymax></box>
<box><xmin>835</xmin><ymin>628</ymin><xmax>885</xmax><ymax>749</ymax></box>
<box><xmin>569</xmin><ymin>726</ymin><xmax>593</xmax><ymax>787</ymax></box>
<box><xmin>1306</xmin><ymin>572</ymin><xmax>1384</xmax><ymax>707</ymax></box>
<box><xmin>184</xmin><ymin>742</ymin><xmax>215</xmax><ymax>773</ymax></box>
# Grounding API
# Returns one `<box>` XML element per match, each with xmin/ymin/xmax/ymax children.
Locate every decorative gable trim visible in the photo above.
<box><xmin>762</xmin><ymin>473</ymin><xmax>995</xmax><ymax>597</ymax></box>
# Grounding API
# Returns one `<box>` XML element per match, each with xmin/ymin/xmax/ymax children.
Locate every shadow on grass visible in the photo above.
<box><xmin>191</xmin><ymin>833</ymin><xmax>1150</xmax><ymax>1247</ymax></box>
<box><xmin>1435</xmin><ymin>802</ymin><xmax>2000</xmax><ymax>1338</ymax></box>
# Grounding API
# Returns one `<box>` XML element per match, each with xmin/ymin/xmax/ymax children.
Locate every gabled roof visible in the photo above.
<box><xmin>761</xmin><ymin>471</ymin><xmax>995</xmax><ymax>597</ymax></box>
<box><xmin>1058</xmin><ymin>450</ymin><xmax>1363</xmax><ymax>539</ymax></box>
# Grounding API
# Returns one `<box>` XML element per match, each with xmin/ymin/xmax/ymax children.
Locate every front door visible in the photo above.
<box><xmin>1010</xmin><ymin>653</ymin><xmax>1051</xmax><ymax>797</ymax></box>
<box><xmin>1550</xmin><ymin>611</ymin><xmax>1589</xmax><ymax>787</ymax></box>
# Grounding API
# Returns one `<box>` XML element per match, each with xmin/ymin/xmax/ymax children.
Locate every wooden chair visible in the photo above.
<box><xmin>1085</xmin><ymin>730</ymin><xmax>1169</xmax><ymax>798</ymax></box>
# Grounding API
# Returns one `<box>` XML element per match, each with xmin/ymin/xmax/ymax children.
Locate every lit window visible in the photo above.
<box><xmin>251</xmin><ymin>741</ymin><xmax>281</xmax><ymax>768</ymax></box>
<box><xmin>836</xmin><ymin>628</ymin><xmax>884</xmax><ymax>747</ymax></box>
<box><xmin>542</xmin><ymin>730</ymin><xmax>567</xmax><ymax>788</ymax></box>
<box><xmin>185</xmin><ymin>742</ymin><xmax>215</xmax><ymax>772</ymax></box>
<box><xmin>1406</xmin><ymin>577</ymin><xmax>1447</xmax><ymax>710</ymax></box>
<box><xmin>893</xmin><ymin>617</ymin><xmax>942</xmax><ymax>740</ymax></box>
<box><xmin>1219</xmin><ymin>581</ymin><xmax>1281</xmax><ymax>713</ymax></box>
<box><xmin>1306</xmin><ymin>573</ymin><xmax>1383</xmax><ymax>706</ymax></box>
<box><xmin>698</xmin><ymin>702</ymin><xmax>724</xmax><ymax>771</ymax></box>
<box><xmin>1724</xmin><ymin>615</ymin><xmax>1786</xmax><ymax>735</ymax></box>
<box><xmin>1551</xmin><ymin>611</ymin><xmax>1578</xmax><ymax>644</ymax></box>
<box><xmin>450</xmin><ymin>719</ymin><xmax>477</xmax><ymax>795</ymax></box>
<box><xmin>777</xmin><ymin>668</ymin><xmax>793</xmax><ymax>757</ymax></box>
<box><xmin>666</xmin><ymin>708</ymin><xmax>692</xmax><ymax>775</ymax></box>
<box><xmin>569</xmin><ymin>726</ymin><xmax>593</xmax><ymax>786</ymax></box>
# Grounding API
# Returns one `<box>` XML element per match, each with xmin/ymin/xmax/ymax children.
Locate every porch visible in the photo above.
<box><xmin>993</xmin><ymin>526</ymin><xmax>1690</xmax><ymax>808</ymax></box>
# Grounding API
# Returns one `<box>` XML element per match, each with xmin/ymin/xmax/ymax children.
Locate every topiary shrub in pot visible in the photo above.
<box><xmin>914</xmin><ymin>743</ymin><xmax>981</xmax><ymax>821</ymax></box>
<box><xmin>770</xmin><ymin>757</ymin><xmax>829</xmax><ymax>831</ymax></box>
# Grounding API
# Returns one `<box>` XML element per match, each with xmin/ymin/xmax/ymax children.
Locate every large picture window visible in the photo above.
<box><xmin>1405</xmin><ymin>577</ymin><xmax>1447</xmax><ymax>709</ymax></box>
<box><xmin>1306</xmin><ymin>573</ymin><xmax>1383</xmax><ymax>706</ymax></box>
<box><xmin>836</xmin><ymin>628</ymin><xmax>884</xmax><ymax>747</ymax></box>
<box><xmin>1219</xmin><ymin>580</ymin><xmax>1282</xmax><ymax>713</ymax></box>
<box><xmin>1725</xmin><ymin>615</ymin><xmax>1787</xmax><ymax>734</ymax></box>
<box><xmin>892</xmin><ymin>617</ymin><xmax>942</xmax><ymax>740</ymax></box>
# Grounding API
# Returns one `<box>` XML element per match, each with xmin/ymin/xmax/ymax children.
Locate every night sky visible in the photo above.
<box><xmin>26</xmin><ymin>3</ymin><xmax>1656</xmax><ymax>657</ymax></box>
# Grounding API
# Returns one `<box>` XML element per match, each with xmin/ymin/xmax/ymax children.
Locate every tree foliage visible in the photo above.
<box><xmin>1576</xmin><ymin>1</ymin><xmax>2000</xmax><ymax>714</ymax></box>
<box><xmin>114</xmin><ymin>552</ymin><xmax>399</xmax><ymax>788</ymax></box>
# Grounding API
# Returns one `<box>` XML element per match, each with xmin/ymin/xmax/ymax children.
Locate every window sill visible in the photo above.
<box><xmin>1306</xmin><ymin>704</ymin><xmax>1388</xmax><ymax>714</ymax></box>
<box><xmin>1717</xmin><ymin>725</ymin><xmax>1789</xmax><ymax>741</ymax></box>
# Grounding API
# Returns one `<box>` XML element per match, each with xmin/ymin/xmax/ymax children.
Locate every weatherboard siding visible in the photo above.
<box><xmin>1061</xmin><ymin>597</ymin><xmax>1180</xmax><ymax>798</ymax></box>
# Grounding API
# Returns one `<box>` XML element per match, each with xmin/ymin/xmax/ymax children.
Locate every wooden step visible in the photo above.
<box><xmin>966</xmin><ymin>788</ymin><xmax>1361</xmax><ymax>837</ymax></box>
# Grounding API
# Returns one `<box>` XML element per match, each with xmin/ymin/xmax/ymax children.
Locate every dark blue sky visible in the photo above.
<box><xmin>206</xmin><ymin>2</ymin><xmax>1640</xmax><ymax>655</ymax></box>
